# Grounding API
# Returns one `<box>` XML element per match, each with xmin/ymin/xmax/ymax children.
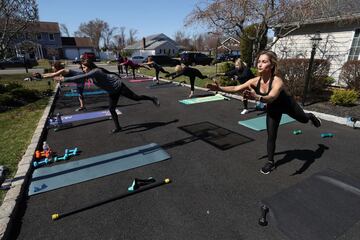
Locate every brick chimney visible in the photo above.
<box><xmin>142</xmin><ymin>37</ymin><xmax>146</xmax><ymax>49</ymax></box>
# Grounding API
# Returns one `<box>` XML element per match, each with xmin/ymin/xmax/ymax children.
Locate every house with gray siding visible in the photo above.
<box><xmin>124</xmin><ymin>33</ymin><xmax>181</xmax><ymax>57</ymax></box>
<box><xmin>271</xmin><ymin>0</ymin><xmax>360</xmax><ymax>85</ymax></box>
<box><xmin>15</xmin><ymin>21</ymin><xmax>62</xmax><ymax>60</ymax></box>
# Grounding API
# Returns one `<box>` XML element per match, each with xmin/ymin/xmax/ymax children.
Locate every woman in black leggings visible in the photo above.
<box><xmin>56</xmin><ymin>59</ymin><xmax>160</xmax><ymax>133</ymax></box>
<box><xmin>166</xmin><ymin>65</ymin><xmax>208</xmax><ymax>98</ymax></box>
<box><xmin>143</xmin><ymin>56</ymin><xmax>170</xmax><ymax>84</ymax></box>
<box><xmin>207</xmin><ymin>50</ymin><xmax>321</xmax><ymax>174</ymax></box>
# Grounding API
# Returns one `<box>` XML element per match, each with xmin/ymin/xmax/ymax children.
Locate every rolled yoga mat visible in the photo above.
<box><xmin>29</xmin><ymin>143</ymin><xmax>171</xmax><ymax>196</ymax></box>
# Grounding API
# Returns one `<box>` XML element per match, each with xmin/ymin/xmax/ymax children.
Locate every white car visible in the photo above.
<box><xmin>131</xmin><ymin>56</ymin><xmax>147</xmax><ymax>64</ymax></box>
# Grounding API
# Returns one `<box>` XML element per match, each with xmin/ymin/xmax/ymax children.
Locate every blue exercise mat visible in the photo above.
<box><xmin>28</xmin><ymin>143</ymin><xmax>170</xmax><ymax>196</ymax></box>
<box><xmin>179</xmin><ymin>94</ymin><xmax>230</xmax><ymax>105</ymax></box>
<box><xmin>64</xmin><ymin>90</ymin><xmax>107</xmax><ymax>97</ymax></box>
<box><xmin>238</xmin><ymin>114</ymin><xmax>295</xmax><ymax>131</ymax></box>
<box><xmin>48</xmin><ymin>109</ymin><xmax>121</xmax><ymax>126</ymax></box>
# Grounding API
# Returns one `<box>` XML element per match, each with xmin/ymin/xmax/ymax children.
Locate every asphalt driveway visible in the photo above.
<box><xmin>12</xmin><ymin>74</ymin><xmax>360</xmax><ymax>240</ymax></box>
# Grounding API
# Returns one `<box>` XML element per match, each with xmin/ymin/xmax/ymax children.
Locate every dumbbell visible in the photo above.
<box><xmin>258</xmin><ymin>205</ymin><xmax>269</xmax><ymax>226</ymax></box>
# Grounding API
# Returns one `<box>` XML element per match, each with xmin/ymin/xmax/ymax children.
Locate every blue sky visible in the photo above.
<box><xmin>37</xmin><ymin>0</ymin><xmax>205</xmax><ymax>39</ymax></box>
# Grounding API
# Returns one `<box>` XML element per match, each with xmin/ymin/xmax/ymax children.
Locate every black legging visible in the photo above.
<box><xmin>266</xmin><ymin>97</ymin><xmax>312</xmax><ymax>163</ymax></box>
<box><xmin>117</xmin><ymin>64</ymin><xmax>123</xmax><ymax>74</ymax></box>
<box><xmin>155</xmin><ymin>68</ymin><xmax>169</xmax><ymax>80</ymax></box>
<box><xmin>190</xmin><ymin>74</ymin><xmax>207</xmax><ymax>91</ymax></box>
<box><xmin>108</xmin><ymin>84</ymin><xmax>155</xmax><ymax>129</ymax></box>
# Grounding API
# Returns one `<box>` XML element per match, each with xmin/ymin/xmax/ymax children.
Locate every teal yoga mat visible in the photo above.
<box><xmin>179</xmin><ymin>94</ymin><xmax>230</xmax><ymax>105</ymax></box>
<box><xmin>64</xmin><ymin>90</ymin><xmax>107</xmax><ymax>97</ymax></box>
<box><xmin>28</xmin><ymin>143</ymin><xmax>170</xmax><ymax>196</ymax></box>
<box><xmin>238</xmin><ymin>114</ymin><xmax>295</xmax><ymax>131</ymax></box>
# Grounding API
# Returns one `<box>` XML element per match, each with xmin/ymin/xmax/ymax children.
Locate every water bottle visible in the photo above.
<box><xmin>43</xmin><ymin>141</ymin><xmax>50</xmax><ymax>151</ymax></box>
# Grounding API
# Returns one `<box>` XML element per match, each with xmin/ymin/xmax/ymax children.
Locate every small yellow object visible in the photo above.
<box><xmin>164</xmin><ymin>178</ymin><xmax>171</xmax><ymax>184</ymax></box>
<box><xmin>52</xmin><ymin>213</ymin><xmax>59</xmax><ymax>220</ymax></box>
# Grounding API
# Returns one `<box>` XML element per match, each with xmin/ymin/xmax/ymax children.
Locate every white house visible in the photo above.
<box><xmin>124</xmin><ymin>33</ymin><xmax>181</xmax><ymax>57</ymax></box>
<box><xmin>271</xmin><ymin>0</ymin><xmax>360</xmax><ymax>85</ymax></box>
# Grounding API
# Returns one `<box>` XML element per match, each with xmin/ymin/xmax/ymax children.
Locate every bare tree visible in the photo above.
<box><xmin>187</xmin><ymin>0</ymin><xmax>358</xmax><ymax>63</ymax></box>
<box><xmin>0</xmin><ymin>0</ymin><xmax>38</xmax><ymax>58</ymax></box>
<box><xmin>174</xmin><ymin>30</ymin><xmax>193</xmax><ymax>50</ymax></box>
<box><xmin>127</xmin><ymin>29</ymin><xmax>138</xmax><ymax>45</ymax></box>
<box><xmin>74</xmin><ymin>18</ymin><xmax>108</xmax><ymax>51</ymax></box>
<box><xmin>102</xmin><ymin>24</ymin><xmax>118</xmax><ymax>51</ymax></box>
<box><xmin>60</xmin><ymin>23</ymin><xmax>70</xmax><ymax>37</ymax></box>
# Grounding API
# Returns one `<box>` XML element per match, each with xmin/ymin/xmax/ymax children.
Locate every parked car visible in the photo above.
<box><xmin>131</xmin><ymin>55</ymin><xmax>147</xmax><ymax>64</ymax></box>
<box><xmin>145</xmin><ymin>55</ymin><xmax>180</xmax><ymax>67</ymax></box>
<box><xmin>0</xmin><ymin>57</ymin><xmax>38</xmax><ymax>69</ymax></box>
<box><xmin>216</xmin><ymin>53</ymin><xmax>241</xmax><ymax>63</ymax></box>
<box><xmin>180</xmin><ymin>52</ymin><xmax>213</xmax><ymax>66</ymax></box>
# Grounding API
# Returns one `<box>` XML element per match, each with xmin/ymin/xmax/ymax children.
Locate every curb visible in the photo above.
<box><xmin>0</xmin><ymin>85</ymin><xmax>59</xmax><ymax>239</ymax></box>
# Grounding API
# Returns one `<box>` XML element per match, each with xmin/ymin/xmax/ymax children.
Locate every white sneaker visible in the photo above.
<box><xmin>241</xmin><ymin>109</ymin><xmax>249</xmax><ymax>115</ymax></box>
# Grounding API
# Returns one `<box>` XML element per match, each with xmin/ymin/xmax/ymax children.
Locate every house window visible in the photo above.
<box><xmin>37</xmin><ymin>33</ymin><xmax>42</xmax><ymax>40</ymax></box>
<box><xmin>348</xmin><ymin>29</ymin><xmax>360</xmax><ymax>60</ymax></box>
<box><xmin>49</xmin><ymin>33</ymin><xmax>55</xmax><ymax>41</ymax></box>
<box><xmin>159</xmin><ymin>49</ymin><xmax>162</xmax><ymax>54</ymax></box>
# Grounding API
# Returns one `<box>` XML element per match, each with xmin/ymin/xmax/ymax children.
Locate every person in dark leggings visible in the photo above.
<box><xmin>55</xmin><ymin>59</ymin><xmax>160</xmax><ymax>133</ymax></box>
<box><xmin>207</xmin><ymin>50</ymin><xmax>321</xmax><ymax>174</ymax></box>
<box><xmin>212</xmin><ymin>58</ymin><xmax>254</xmax><ymax>114</ymax></box>
<box><xmin>166</xmin><ymin>65</ymin><xmax>208</xmax><ymax>98</ymax></box>
<box><xmin>143</xmin><ymin>56</ymin><xmax>170</xmax><ymax>84</ymax></box>
<box><xmin>34</xmin><ymin>61</ymin><xmax>86</xmax><ymax>111</ymax></box>
<box><xmin>117</xmin><ymin>54</ymin><xmax>124</xmax><ymax>74</ymax></box>
<box><xmin>120</xmin><ymin>58</ymin><xmax>150</xmax><ymax>79</ymax></box>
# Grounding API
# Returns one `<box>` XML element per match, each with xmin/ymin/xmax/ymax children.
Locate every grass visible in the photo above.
<box><xmin>0</xmin><ymin>73</ymin><xmax>53</xmax><ymax>202</ymax></box>
<box><xmin>0</xmin><ymin>73</ymin><xmax>56</xmax><ymax>91</ymax></box>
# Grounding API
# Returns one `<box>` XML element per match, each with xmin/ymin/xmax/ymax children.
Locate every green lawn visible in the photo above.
<box><xmin>0</xmin><ymin>73</ymin><xmax>53</xmax><ymax>201</ymax></box>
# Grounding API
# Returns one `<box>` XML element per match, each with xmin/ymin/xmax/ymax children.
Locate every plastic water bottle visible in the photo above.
<box><xmin>43</xmin><ymin>141</ymin><xmax>50</xmax><ymax>151</ymax></box>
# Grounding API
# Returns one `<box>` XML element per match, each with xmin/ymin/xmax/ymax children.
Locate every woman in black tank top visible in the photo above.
<box><xmin>207</xmin><ymin>50</ymin><xmax>322</xmax><ymax>174</ymax></box>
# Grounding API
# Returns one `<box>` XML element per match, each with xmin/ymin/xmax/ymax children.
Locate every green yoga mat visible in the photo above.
<box><xmin>28</xmin><ymin>143</ymin><xmax>170</xmax><ymax>196</ymax></box>
<box><xmin>238</xmin><ymin>114</ymin><xmax>295</xmax><ymax>131</ymax></box>
<box><xmin>179</xmin><ymin>94</ymin><xmax>230</xmax><ymax>105</ymax></box>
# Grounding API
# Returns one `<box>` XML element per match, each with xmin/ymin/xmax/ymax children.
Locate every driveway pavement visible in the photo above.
<box><xmin>9</xmin><ymin>73</ymin><xmax>360</xmax><ymax>240</ymax></box>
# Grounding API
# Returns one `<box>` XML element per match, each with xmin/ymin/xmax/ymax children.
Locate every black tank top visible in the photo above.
<box><xmin>254</xmin><ymin>76</ymin><xmax>291</xmax><ymax>108</ymax></box>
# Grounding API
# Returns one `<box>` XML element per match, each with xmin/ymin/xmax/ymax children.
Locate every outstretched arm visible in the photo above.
<box><xmin>39</xmin><ymin>69</ymin><xmax>70</xmax><ymax>78</ymax></box>
<box><xmin>54</xmin><ymin>70</ymin><xmax>96</xmax><ymax>84</ymax></box>
<box><xmin>207</xmin><ymin>77</ymin><xmax>258</xmax><ymax>93</ymax></box>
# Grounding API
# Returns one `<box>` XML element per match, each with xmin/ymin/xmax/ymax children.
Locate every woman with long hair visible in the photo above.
<box><xmin>212</xmin><ymin>58</ymin><xmax>255</xmax><ymax>114</ymax></box>
<box><xmin>207</xmin><ymin>50</ymin><xmax>321</xmax><ymax>174</ymax></box>
<box><xmin>55</xmin><ymin>59</ymin><xmax>160</xmax><ymax>133</ymax></box>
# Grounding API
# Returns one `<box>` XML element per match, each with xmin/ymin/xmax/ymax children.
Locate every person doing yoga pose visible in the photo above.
<box><xmin>120</xmin><ymin>58</ymin><xmax>150</xmax><ymax>79</ymax></box>
<box><xmin>143</xmin><ymin>56</ymin><xmax>170</xmax><ymax>84</ymax></box>
<box><xmin>212</xmin><ymin>59</ymin><xmax>254</xmax><ymax>114</ymax></box>
<box><xmin>34</xmin><ymin>61</ymin><xmax>87</xmax><ymax>111</ymax></box>
<box><xmin>166</xmin><ymin>65</ymin><xmax>208</xmax><ymax>98</ymax></box>
<box><xmin>55</xmin><ymin>59</ymin><xmax>160</xmax><ymax>133</ymax></box>
<box><xmin>207</xmin><ymin>50</ymin><xmax>321</xmax><ymax>174</ymax></box>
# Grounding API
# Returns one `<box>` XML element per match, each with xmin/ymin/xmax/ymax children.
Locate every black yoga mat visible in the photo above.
<box><xmin>261</xmin><ymin>169</ymin><xmax>360</xmax><ymax>240</ymax></box>
<box><xmin>179</xmin><ymin>121</ymin><xmax>253</xmax><ymax>150</ymax></box>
